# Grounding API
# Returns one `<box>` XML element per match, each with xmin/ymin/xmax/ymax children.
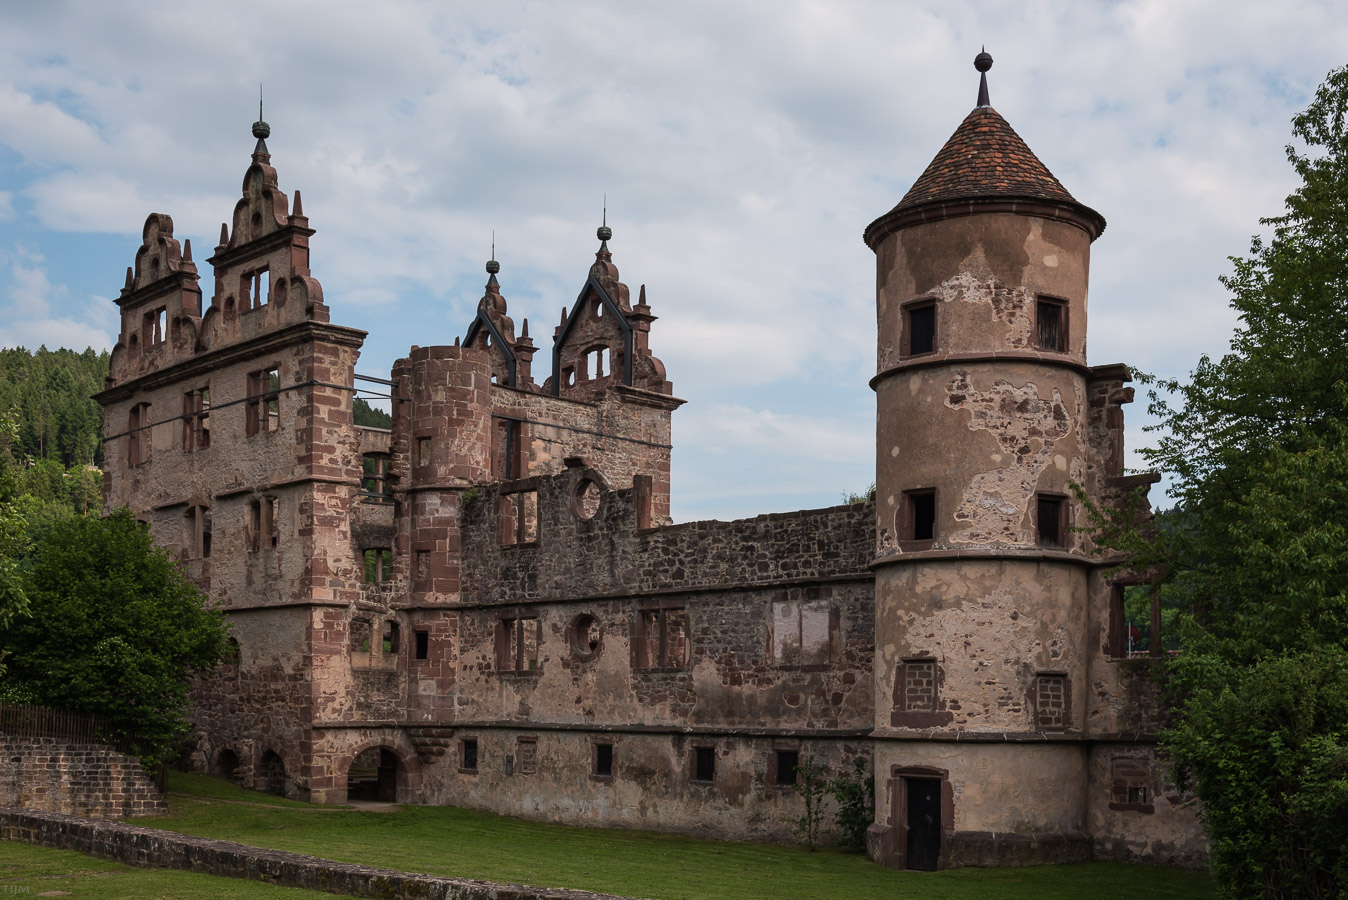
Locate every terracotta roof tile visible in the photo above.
<box><xmin>894</xmin><ymin>106</ymin><xmax>1078</xmax><ymax>211</ymax></box>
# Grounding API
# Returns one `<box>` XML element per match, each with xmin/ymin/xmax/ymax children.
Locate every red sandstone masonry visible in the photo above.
<box><xmin>0</xmin><ymin>807</ymin><xmax>647</xmax><ymax>900</ymax></box>
<box><xmin>0</xmin><ymin>738</ymin><xmax>165</xmax><ymax>818</ymax></box>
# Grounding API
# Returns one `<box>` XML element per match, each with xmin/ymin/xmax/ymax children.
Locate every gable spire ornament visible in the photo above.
<box><xmin>596</xmin><ymin>196</ymin><xmax>612</xmax><ymax>257</ymax></box>
<box><xmin>252</xmin><ymin>84</ymin><xmax>271</xmax><ymax>159</ymax></box>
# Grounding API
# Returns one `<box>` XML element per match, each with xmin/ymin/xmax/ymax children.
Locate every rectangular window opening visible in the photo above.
<box><xmin>774</xmin><ymin>749</ymin><xmax>799</xmax><ymax>787</ymax></box>
<box><xmin>497</xmin><ymin>616</ymin><xmax>539</xmax><ymax>672</ymax></box>
<box><xmin>636</xmin><ymin>606</ymin><xmax>689</xmax><ymax>669</ymax></box>
<box><xmin>516</xmin><ymin>738</ymin><xmax>538</xmax><ymax>775</ymax></box>
<box><xmin>902</xmin><ymin>658</ymin><xmax>938</xmax><ymax>713</ymax></box>
<box><xmin>694</xmin><ymin>746</ymin><xmax>715</xmax><ymax>783</ymax></box>
<box><xmin>460</xmin><ymin>739</ymin><xmax>478</xmax><ymax>773</ymax></box>
<box><xmin>363</xmin><ymin>548</ymin><xmax>393</xmax><ymax>583</ymax></box>
<box><xmin>594</xmin><ymin>743</ymin><xmax>614</xmax><ymax>778</ymax></box>
<box><xmin>417</xmin><ymin>436</ymin><xmax>431</xmax><ymax>467</ymax></box>
<box><xmin>1037</xmin><ymin>494</ymin><xmax>1066</xmax><ymax>548</ymax></box>
<box><xmin>903</xmin><ymin>301</ymin><xmax>937</xmax><ymax>357</ymax></box>
<box><xmin>904</xmin><ymin>489</ymin><xmax>936</xmax><ymax>544</ymax></box>
<box><xmin>414</xmin><ymin>630</ymin><xmax>429</xmax><ymax>661</ymax></box>
<box><xmin>1036</xmin><ymin>298</ymin><xmax>1067</xmax><ymax>352</ymax></box>
<box><xmin>247</xmin><ymin>367</ymin><xmax>280</xmax><ymax>435</ymax></box>
<box><xmin>1035</xmin><ymin>673</ymin><xmax>1068</xmax><ymax>730</ymax></box>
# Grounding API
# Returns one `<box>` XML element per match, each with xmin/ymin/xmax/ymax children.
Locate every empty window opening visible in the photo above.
<box><xmin>364</xmin><ymin>548</ymin><xmax>393</xmax><ymax>583</ymax></box>
<box><xmin>771</xmin><ymin>598</ymin><xmax>836</xmax><ymax>666</ymax></box>
<box><xmin>694</xmin><ymin>746</ymin><xmax>715</xmax><ymax>783</ymax></box>
<box><xmin>492</xmin><ymin>418</ymin><xmax>525</xmax><ymax>480</ymax></box>
<box><xmin>902</xmin><ymin>658</ymin><xmax>938</xmax><ymax>713</ymax></box>
<box><xmin>216</xmin><ymin>748</ymin><xmax>240</xmax><ymax>779</ymax></box>
<box><xmin>1120</xmin><ymin>583</ymin><xmax>1171</xmax><ymax>657</ymax></box>
<box><xmin>594</xmin><ymin>743</ymin><xmax>614</xmax><ymax>778</ymax></box>
<box><xmin>183</xmin><ymin>505</ymin><xmax>212</xmax><ymax>559</ymax></box>
<box><xmin>1035</xmin><ymin>673</ymin><xmax>1068</xmax><ymax>730</ymax></box>
<box><xmin>575</xmin><ymin>479</ymin><xmax>601</xmax><ymax>521</ymax></box>
<box><xmin>221</xmin><ymin>637</ymin><xmax>240</xmax><ymax>679</ymax></box>
<box><xmin>247</xmin><ymin>367</ymin><xmax>280</xmax><ymax>435</ymax></box>
<box><xmin>143</xmin><ymin>307</ymin><xmax>167</xmax><ymax>346</ymax></box>
<box><xmin>361</xmin><ymin>454</ymin><xmax>391</xmax><ymax>500</ymax></box>
<box><xmin>459</xmin><ymin>738</ymin><xmax>478</xmax><ymax>772</ymax></box>
<box><xmin>904</xmin><ymin>489</ymin><xmax>936</xmax><ymax>544</ymax></box>
<box><xmin>183</xmin><ymin>387</ymin><xmax>211</xmax><ymax>451</ymax></box>
<box><xmin>248</xmin><ymin>500</ymin><xmax>262</xmax><ymax>552</ymax></box>
<box><xmin>1036</xmin><ymin>494</ymin><xmax>1066</xmax><ymax>548</ymax></box>
<box><xmin>595</xmin><ymin>298</ymin><xmax>604</xmax><ymax>318</ymax></box>
<box><xmin>1036</xmin><ymin>298</ymin><xmax>1067</xmax><ymax>352</ymax></box>
<box><xmin>382</xmin><ymin>621</ymin><xmax>400</xmax><ymax>656</ymax></box>
<box><xmin>635</xmin><ymin>606</ymin><xmax>689</xmax><ymax>669</ymax></box>
<box><xmin>516</xmin><ymin>738</ymin><xmax>538</xmax><ymax>775</ymax></box>
<box><xmin>350</xmin><ymin>618</ymin><xmax>372</xmax><ymax>667</ymax></box>
<box><xmin>497</xmin><ymin>616</ymin><xmax>539</xmax><ymax>673</ymax></box>
<box><xmin>127</xmin><ymin>403</ymin><xmax>152</xmax><ymax>466</ymax></box>
<box><xmin>568</xmin><ymin>614</ymin><xmax>601</xmax><ymax>659</ymax></box>
<box><xmin>245</xmin><ymin>267</ymin><xmax>270</xmax><ymax>310</ymax></box>
<box><xmin>416</xmin><ymin>436</ymin><xmax>431</xmax><ymax>467</ymax></box>
<box><xmin>265</xmin><ymin>496</ymin><xmax>278</xmax><ymax>548</ymax></box>
<box><xmin>563</xmin><ymin>366</ymin><xmax>575</xmax><ymax>387</ymax></box>
<box><xmin>903</xmin><ymin>301</ymin><xmax>937</xmax><ymax>357</ymax></box>
<box><xmin>1109</xmin><ymin>757</ymin><xmax>1155</xmax><ymax>812</ymax></box>
<box><xmin>258</xmin><ymin>750</ymin><xmax>287</xmax><ymax>797</ymax></box>
<box><xmin>414</xmin><ymin>630</ymin><xmax>429</xmax><ymax>661</ymax></box>
<box><xmin>774</xmin><ymin>749</ymin><xmax>800</xmax><ymax>787</ymax></box>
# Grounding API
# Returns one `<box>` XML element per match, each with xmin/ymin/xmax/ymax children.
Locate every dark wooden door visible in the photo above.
<box><xmin>905</xmin><ymin>777</ymin><xmax>941</xmax><ymax>870</ymax></box>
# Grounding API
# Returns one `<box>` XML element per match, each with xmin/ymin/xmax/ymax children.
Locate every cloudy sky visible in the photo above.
<box><xmin>0</xmin><ymin>1</ymin><xmax>1342</xmax><ymax>521</ymax></box>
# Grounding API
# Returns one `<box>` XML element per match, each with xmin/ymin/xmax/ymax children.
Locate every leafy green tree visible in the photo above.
<box><xmin>353</xmin><ymin>397</ymin><xmax>393</xmax><ymax>429</ymax></box>
<box><xmin>790</xmin><ymin>754</ymin><xmax>830</xmax><ymax>850</ymax></box>
<box><xmin>0</xmin><ymin>508</ymin><xmax>228</xmax><ymax>770</ymax></box>
<box><xmin>830</xmin><ymin>756</ymin><xmax>875</xmax><ymax>851</ymax></box>
<box><xmin>1106</xmin><ymin>66</ymin><xmax>1348</xmax><ymax>898</ymax></box>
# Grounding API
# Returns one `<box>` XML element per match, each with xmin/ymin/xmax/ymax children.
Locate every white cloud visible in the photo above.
<box><xmin>0</xmin><ymin>0</ymin><xmax>1341</xmax><ymax>518</ymax></box>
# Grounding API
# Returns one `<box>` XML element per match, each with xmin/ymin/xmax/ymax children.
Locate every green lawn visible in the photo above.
<box><xmin>0</xmin><ymin>841</ymin><xmax>334</xmax><ymax>899</ymax></box>
<box><xmin>137</xmin><ymin>772</ymin><xmax>1215</xmax><ymax>900</ymax></box>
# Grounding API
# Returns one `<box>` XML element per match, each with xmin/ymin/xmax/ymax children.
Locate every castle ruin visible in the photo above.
<box><xmin>96</xmin><ymin>57</ymin><xmax>1207</xmax><ymax>869</ymax></box>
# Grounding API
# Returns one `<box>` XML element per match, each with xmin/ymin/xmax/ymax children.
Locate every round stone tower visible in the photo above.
<box><xmin>865</xmin><ymin>53</ymin><xmax>1109</xmax><ymax>869</ymax></box>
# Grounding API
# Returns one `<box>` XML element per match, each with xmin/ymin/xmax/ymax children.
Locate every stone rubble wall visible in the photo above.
<box><xmin>0</xmin><ymin>807</ymin><xmax>646</xmax><ymax>900</ymax></box>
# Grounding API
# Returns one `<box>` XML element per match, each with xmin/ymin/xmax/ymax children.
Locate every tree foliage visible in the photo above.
<box><xmin>1113</xmin><ymin>66</ymin><xmax>1348</xmax><ymax>899</ymax></box>
<box><xmin>0</xmin><ymin>509</ymin><xmax>227</xmax><ymax>771</ymax></box>
<box><xmin>830</xmin><ymin>756</ymin><xmax>875</xmax><ymax>851</ymax></box>
<box><xmin>353</xmin><ymin>397</ymin><xmax>393</xmax><ymax>429</ymax></box>
<box><xmin>0</xmin><ymin>346</ymin><xmax>109</xmax><ymax>467</ymax></box>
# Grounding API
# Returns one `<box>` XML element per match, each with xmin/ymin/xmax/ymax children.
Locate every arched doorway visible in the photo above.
<box><xmin>347</xmin><ymin>746</ymin><xmax>400</xmax><ymax>802</ymax></box>
<box><xmin>258</xmin><ymin>750</ymin><xmax>287</xmax><ymax>796</ymax></box>
<box><xmin>216</xmin><ymin>748</ymin><xmax>240</xmax><ymax>781</ymax></box>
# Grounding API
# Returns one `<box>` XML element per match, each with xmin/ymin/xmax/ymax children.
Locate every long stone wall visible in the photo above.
<box><xmin>0</xmin><ymin>807</ymin><xmax>644</xmax><ymax>900</ymax></box>
<box><xmin>0</xmin><ymin>737</ymin><xmax>165</xmax><ymax>818</ymax></box>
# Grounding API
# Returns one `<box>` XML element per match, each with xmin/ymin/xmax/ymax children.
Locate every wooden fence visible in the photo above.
<box><xmin>0</xmin><ymin>702</ymin><xmax>115</xmax><ymax>744</ymax></box>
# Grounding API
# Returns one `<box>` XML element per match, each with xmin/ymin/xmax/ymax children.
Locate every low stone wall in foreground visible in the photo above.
<box><xmin>0</xmin><ymin>807</ymin><xmax>646</xmax><ymax>900</ymax></box>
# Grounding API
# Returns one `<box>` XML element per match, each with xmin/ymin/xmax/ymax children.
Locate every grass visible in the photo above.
<box><xmin>139</xmin><ymin>772</ymin><xmax>1216</xmax><ymax>900</ymax></box>
<box><xmin>0</xmin><ymin>841</ymin><xmax>334</xmax><ymax>899</ymax></box>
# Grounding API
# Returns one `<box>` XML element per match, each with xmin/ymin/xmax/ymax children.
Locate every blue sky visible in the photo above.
<box><xmin>1</xmin><ymin>1</ymin><xmax>1343</xmax><ymax>522</ymax></box>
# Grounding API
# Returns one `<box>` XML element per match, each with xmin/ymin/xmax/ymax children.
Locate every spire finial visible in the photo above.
<box><xmin>252</xmin><ymin>84</ymin><xmax>271</xmax><ymax>156</ymax></box>
<box><xmin>596</xmin><ymin>196</ymin><xmax>612</xmax><ymax>254</ymax></box>
<box><xmin>486</xmin><ymin>230</ymin><xmax>501</xmax><ymax>284</ymax></box>
<box><xmin>974</xmin><ymin>48</ymin><xmax>993</xmax><ymax>108</ymax></box>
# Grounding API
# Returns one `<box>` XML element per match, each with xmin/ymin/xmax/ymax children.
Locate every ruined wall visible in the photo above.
<box><xmin>1087</xmin><ymin>743</ymin><xmax>1208</xmax><ymax>867</ymax></box>
<box><xmin>0</xmin><ymin>738</ymin><xmax>165</xmax><ymax>818</ymax></box>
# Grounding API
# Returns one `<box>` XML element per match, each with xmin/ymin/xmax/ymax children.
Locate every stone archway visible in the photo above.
<box><xmin>335</xmin><ymin>738</ymin><xmax>422</xmax><ymax>805</ymax></box>
<box><xmin>216</xmin><ymin>748</ymin><xmax>240</xmax><ymax>781</ymax></box>
<box><xmin>257</xmin><ymin>749</ymin><xmax>288</xmax><ymax>797</ymax></box>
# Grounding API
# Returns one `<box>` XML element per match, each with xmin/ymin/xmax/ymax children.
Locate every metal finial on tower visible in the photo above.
<box><xmin>974</xmin><ymin>48</ymin><xmax>993</xmax><ymax>108</ymax></box>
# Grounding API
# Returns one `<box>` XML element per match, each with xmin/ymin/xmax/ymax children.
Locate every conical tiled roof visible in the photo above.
<box><xmin>864</xmin><ymin>105</ymin><xmax>1105</xmax><ymax>247</ymax></box>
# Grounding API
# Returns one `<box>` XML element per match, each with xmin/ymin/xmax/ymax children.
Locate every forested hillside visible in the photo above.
<box><xmin>0</xmin><ymin>347</ymin><xmax>109</xmax><ymax>468</ymax></box>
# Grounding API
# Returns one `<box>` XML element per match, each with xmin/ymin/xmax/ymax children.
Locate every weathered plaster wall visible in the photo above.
<box><xmin>1087</xmin><ymin>744</ymin><xmax>1208</xmax><ymax>867</ymax></box>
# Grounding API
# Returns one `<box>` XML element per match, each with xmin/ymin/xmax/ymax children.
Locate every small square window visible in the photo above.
<box><xmin>414</xmin><ymin>630</ymin><xmax>429</xmax><ymax>661</ymax></box>
<box><xmin>774</xmin><ymin>750</ymin><xmax>799</xmax><ymax>787</ymax></box>
<box><xmin>594</xmin><ymin>743</ymin><xmax>613</xmax><ymax>778</ymax></box>
<box><xmin>694</xmin><ymin>746</ymin><xmax>715</xmax><ymax>783</ymax></box>
<box><xmin>903</xmin><ymin>301</ymin><xmax>937</xmax><ymax>357</ymax></box>
<box><xmin>1036</xmin><ymin>298</ymin><xmax>1067</xmax><ymax>352</ymax></box>
<box><xmin>460</xmin><ymin>739</ymin><xmax>478</xmax><ymax>773</ymax></box>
